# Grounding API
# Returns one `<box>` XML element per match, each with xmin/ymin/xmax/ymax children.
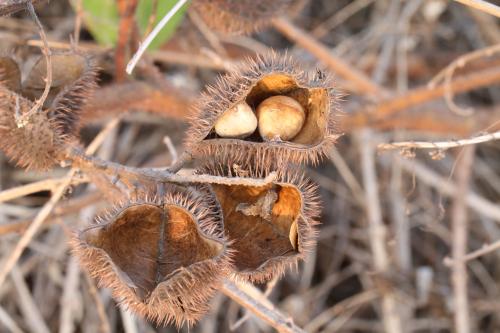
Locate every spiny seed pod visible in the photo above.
<box><xmin>49</xmin><ymin>53</ymin><xmax>98</xmax><ymax>136</ymax></box>
<box><xmin>21</xmin><ymin>52</ymin><xmax>98</xmax><ymax>137</ymax></box>
<box><xmin>190</xmin><ymin>0</ymin><xmax>293</xmax><ymax>35</ymax></box>
<box><xmin>185</xmin><ymin>52</ymin><xmax>340</xmax><ymax>166</ymax></box>
<box><xmin>0</xmin><ymin>56</ymin><xmax>21</xmax><ymax>92</ymax></box>
<box><xmin>0</xmin><ymin>87</ymin><xmax>66</xmax><ymax>170</ymax></box>
<box><xmin>197</xmin><ymin>159</ymin><xmax>320</xmax><ymax>283</ymax></box>
<box><xmin>71</xmin><ymin>186</ymin><xmax>232</xmax><ymax>327</ymax></box>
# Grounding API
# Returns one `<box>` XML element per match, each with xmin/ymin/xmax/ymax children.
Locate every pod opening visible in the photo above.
<box><xmin>82</xmin><ymin>204</ymin><xmax>224</xmax><ymax>300</ymax></box>
<box><xmin>211</xmin><ymin>183</ymin><xmax>302</xmax><ymax>273</ymax></box>
<box><xmin>204</xmin><ymin>73</ymin><xmax>329</xmax><ymax>146</ymax></box>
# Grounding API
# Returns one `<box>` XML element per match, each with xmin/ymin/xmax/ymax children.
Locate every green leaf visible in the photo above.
<box><xmin>136</xmin><ymin>0</ymin><xmax>189</xmax><ymax>50</ymax></box>
<box><xmin>80</xmin><ymin>0</ymin><xmax>119</xmax><ymax>46</ymax></box>
<box><xmin>76</xmin><ymin>0</ymin><xmax>188</xmax><ymax>50</ymax></box>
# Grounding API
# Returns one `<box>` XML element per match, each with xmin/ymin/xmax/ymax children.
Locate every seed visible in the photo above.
<box><xmin>214</xmin><ymin>101</ymin><xmax>257</xmax><ymax>138</ymax></box>
<box><xmin>256</xmin><ymin>95</ymin><xmax>305</xmax><ymax>141</ymax></box>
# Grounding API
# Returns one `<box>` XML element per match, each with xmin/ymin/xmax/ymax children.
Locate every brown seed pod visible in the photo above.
<box><xmin>0</xmin><ymin>87</ymin><xmax>66</xmax><ymax>170</ymax></box>
<box><xmin>0</xmin><ymin>56</ymin><xmax>21</xmax><ymax>92</ymax></box>
<box><xmin>190</xmin><ymin>0</ymin><xmax>293</xmax><ymax>35</ymax></box>
<box><xmin>23</xmin><ymin>52</ymin><xmax>99</xmax><ymax>135</ymax></box>
<box><xmin>185</xmin><ymin>52</ymin><xmax>340</xmax><ymax>166</ymax></box>
<box><xmin>49</xmin><ymin>54</ymin><xmax>99</xmax><ymax>136</ymax></box>
<box><xmin>71</xmin><ymin>186</ymin><xmax>232</xmax><ymax>327</ymax></box>
<box><xmin>197</xmin><ymin>159</ymin><xmax>320</xmax><ymax>283</ymax></box>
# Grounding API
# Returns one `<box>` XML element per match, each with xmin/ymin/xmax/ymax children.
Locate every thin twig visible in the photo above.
<box><xmin>450</xmin><ymin>145</ymin><xmax>475</xmax><ymax>333</ymax></box>
<box><xmin>358</xmin><ymin>128</ymin><xmax>402</xmax><ymax>333</ymax></box>
<box><xmin>428</xmin><ymin>43</ymin><xmax>500</xmax><ymax>115</ymax></box>
<box><xmin>10</xmin><ymin>265</ymin><xmax>51</xmax><ymax>333</ymax></box>
<box><xmin>17</xmin><ymin>2</ymin><xmax>52</xmax><ymax>127</ymax></box>
<box><xmin>59</xmin><ymin>257</ymin><xmax>81</xmax><ymax>333</ymax></box>
<box><xmin>272</xmin><ymin>17</ymin><xmax>386</xmax><ymax>96</ymax></box>
<box><xmin>392</xmin><ymin>156</ymin><xmax>500</xmax><ymax>222</ymax></box>
<box><xmin>0</xmin><ymin>175</ymin><xmax>88</xmax><ymax>204</ymax></box>
<box><xmin>84</xmin><ymin>273</ymin><xmax>111</xmax><ymax>333</ymax></box>
<box><xmin>221</xmin><ymin>280</ymin><xmax>305</xmax><ymax>333</ymax></box>
<box><xmin>378</xmin><ymin>130</ymin><xmax>500</xmax><ymax>151</ymax></box>
<box><xmin>68</xmin><ymin>147</ymin><xmax>278</xmax><ymax>187</ymax></box>
<box><xmin>347</xmin><ymin>64</ymin><xmax>500</xmax><ymax>126</ymax></box>
<box><xmin>126</xmin><ymin>0</ymin><xmax>189</xmax><ymax>74</ymax></box>
<box><xmin>444</xmin><ymin>240</ymin><xmax>500</xmax><ymax>266</ymax></box>
<box><xmin>453</xmin><ymin>0</ymin><xmax>500</xmax><ymax>18</ymax></box>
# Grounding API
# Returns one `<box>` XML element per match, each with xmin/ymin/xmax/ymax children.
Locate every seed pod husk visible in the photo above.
<box><xmin>197</xmin><ymin>159</ymin><xmax>320</xmax><ymax>282</ymax></box>
<box><xmin>71</xmin><ymin>186</ymin><xmax>232</xmax><ymax>327</ymax></box>
<box><xmin>0</xmin><ymin>87</ymin><xmax>66</xmax><ymax>170</ymax></box>
<box><xmin>23</xmin><ymin>52</ymin><xmax>98</xmax><ymax>135</ymax></box>
<box><xmin>190</xmin><ymin>0</ymin><xmax>293</xmax><ymax>35</ymax></box>
<box><xmin>185</xmin><ymin>52</ymin><xmax>340</xmax><ymax>166</ymax></box>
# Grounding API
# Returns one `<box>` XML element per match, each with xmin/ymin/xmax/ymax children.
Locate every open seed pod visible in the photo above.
<box><xmin>0</xmin><ymin>56</ymin><xmax>21</xmax><ymax>92</ymax></box>
<box><xmin>190</xmin><ymin>0</ymin><xmax>293</xmax><ymax>35</ymax></box>
<box><xmin>0</xmin><ymin>86</ymin><xmax>67</xmax><ymax>170</ymax></box>
<box><xmin>197</xmin><ymin>159</ymin><xmax>320</xmax><ymax>282</ymax></box>
<box><xmin>23</xmin><ymin>51</ymin><xmax>98</xmax><ymax>135</ymax></box>
<box><xmin>71</xmin><ymin>186</ymin><xmax>232</xmax><ymax>327</ymax></box>
<box><xmin>185</xmin><ymin>52</ymin><xmax>340</xmax><ymax>166</ymax></box>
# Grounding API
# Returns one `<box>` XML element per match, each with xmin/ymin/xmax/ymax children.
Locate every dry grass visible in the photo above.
<box><xmin>0</xmin><ymin>0</ymin><xmax>499</xmax><ymax>332</ymax></box>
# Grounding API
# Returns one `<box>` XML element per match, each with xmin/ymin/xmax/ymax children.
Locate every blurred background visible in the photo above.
<box><xmin>0</xmin><ymin>0</ymin><xmax>499</xmax><ymax>332</ymax></box>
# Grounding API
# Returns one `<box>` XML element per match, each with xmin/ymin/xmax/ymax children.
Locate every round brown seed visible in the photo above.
<box><xmin>214</xmin><ymin>101</ymin><xmax>257</xmax><ymax>138</ymax></box>
<box><xmin>256</xmin><ymin>95</ymin><xmax>305</xmax><ymax>141</ymax></box>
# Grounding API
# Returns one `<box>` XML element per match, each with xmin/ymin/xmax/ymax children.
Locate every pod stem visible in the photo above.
<box><xmin>66</xmin><ymin>147</ymin><xmax>278</xmax><ymax>187</ymax></box>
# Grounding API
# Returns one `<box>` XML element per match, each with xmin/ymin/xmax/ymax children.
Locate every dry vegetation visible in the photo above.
<box><xmin>0</xmin><ymin>0</ymin><xmax>500</xmax><ymax>332</ymax></box>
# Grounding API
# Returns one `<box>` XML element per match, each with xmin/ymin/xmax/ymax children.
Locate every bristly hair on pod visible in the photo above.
<box><xmin>185</xmin><ymin>51</ymin><xmax>341</xmax><ymax>167</ymax></box>
<box><xmin>22</xmin><ymin>51</ymin><xmax>99</xmax><ymax>136</ymax></box>
<box><xmin>197</xmin><ymin>158</ymin><xmax>321</xmax><ymax>283</ymax></box>
<box><xmin>71</xmin><ymin>185</ymin><xmax>233</xmax><ymax>327</ymax></box>
<box><xmin>0</xmin><ymin>86</ymin><xmax>67</xmax><ymax>170</ymax></box>
<box><xmin>190</xmin><ymin>0</ymin><xmax>293</xmax><ymax>35</ymax></box>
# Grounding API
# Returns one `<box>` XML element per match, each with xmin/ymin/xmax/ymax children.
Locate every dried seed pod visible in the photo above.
<box><xmin>185</xmin><ymin>52</ymin><xmax>340</xmax><ymax>166</ymax></box>
<box><xmin>197</xmin><ymin>160</ymin><xmax>320</xmax><ymax>282</ymax></box>
<box><xmin>0</xmin><ymin>56</ymin><xmax>21</xmax><ymax>92</ymax></box>
<box><xmin>71</xmin><ymin>186</ymin><xmax>232</xmax><ymax>327</ymax></box>
<box><xmin>49</xmin><ymin>53</ymin><xmax>98</xmax><ymax>136</ymax></box>
<box><xmin>22</xmin><ymin>52</ymin><xmax>98</xmax><ymax>133</ymax></box>
<box><xmin>0</xmin><ymin>87</ymin><xmax>66</xmax><ymax>170</ymax></box>
<box><xmin>190</xmin><ymin>0</ymin><xmax>293</xmax><ymax>35</ymax></box>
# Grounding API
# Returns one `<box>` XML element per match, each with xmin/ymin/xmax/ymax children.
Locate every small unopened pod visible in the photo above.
<box><xmin>186</xmin><ymin>52</ymin><xmax>340</xmax><ymax>165</ymax></box>
<box><xmin>71</xmin><ymin>186</ymin><xmax>232</xmax><ymax>327</ymax></box>
<box><xmin>190</xmin><ymin>0</ymin><xmax>294</xmax><ymax>35</ymax></box>
<box><xmin>197</xmin><ymin>160</ymin><xmax>320</xmax><ymax>282</ymax></box>
<box><xmin>23</xmin><ymin>51</ymin><xmax>98</xmax><ymax>135</ymax></box>
<box><xmin>0</xmin><ymin>87</ymin><xmax>66</xmax><ymax>170</ymax></box>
